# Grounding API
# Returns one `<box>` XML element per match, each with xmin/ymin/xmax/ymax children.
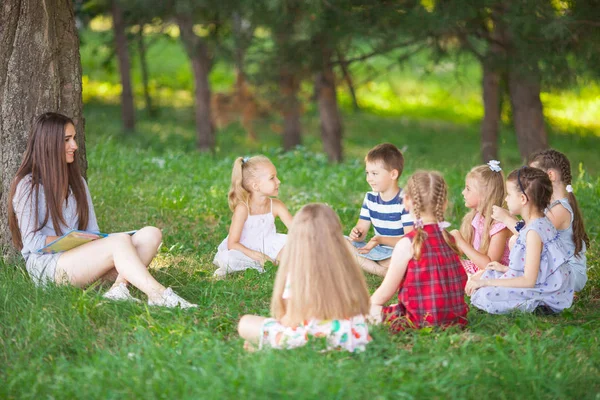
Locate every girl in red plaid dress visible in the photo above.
<box><xmin>370</xmin><ymin>171</ymin><xmax>468</xmax><ymax>331</ymax></box>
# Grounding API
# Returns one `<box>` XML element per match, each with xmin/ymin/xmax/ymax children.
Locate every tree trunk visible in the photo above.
<box><xmin>337</xmin><ymin>49</ymin><xmax>360</xmax><ymax>112</ymax></box>
<box><xmin>176</xmin><ymin>14</ymin><xmax>214</xmax><ymax>152</ymax></box>
<box><xmin>111</xmin><ymin>0</ymin><xmax>135</xmax><ymax>132</ymax></box>
<box><xmin>480</xmin><ymin>60</ymin><xmax>501</xmax><ymax>162</ymax></box>
<box><xmin>0</xmin><ymin>0</ymin><xmax>85</xmax><ymax>256</ymax></box>
<box><xmin>316</xmin><ymin>48</ymin><xmax>343</xmax><ymax>163</ymax></box>
<box><xmin>137</xmin><ymin>24</ymin><xmax>155</xmax><ymax>118</ymax></box>
<box><xmin>508</xmin><ymin>67</ymin><xmax>548</xmax><ymax>159</ymax></box>
<box><xmin>280</xmin><ymin>70</ymin><xmax>302</xmax><ymax>150</ymax></box>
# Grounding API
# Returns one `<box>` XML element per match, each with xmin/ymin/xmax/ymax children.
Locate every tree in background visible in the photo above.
<box><xmin>174</xmin><ymin>0</ymin><xmax>221</xmax><ymax>152</ymax></box>
<box><xmin>111</xmin><ymin>0</ymin><xmax>135</xmax><ymax>131</ymax></box>
<box><xmin>0</xmin><ymin>0</ymin><xmax>85</xmax><ymax>255</ymax></box>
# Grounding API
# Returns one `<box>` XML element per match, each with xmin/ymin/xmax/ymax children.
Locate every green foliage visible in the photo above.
<box><xmin>1</xmin><ymin>104</ymin><xmax>599</xmax><ymax>398</ymax></box>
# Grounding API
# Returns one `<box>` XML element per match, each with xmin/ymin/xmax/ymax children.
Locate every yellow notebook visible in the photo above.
<box><xmin>37</xmin><ymin>229</ymin><xmax>136</xmax><ymax>254</ymax></box>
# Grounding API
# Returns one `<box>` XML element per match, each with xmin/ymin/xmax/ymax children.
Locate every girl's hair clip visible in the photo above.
<box><xmin>515</xmin><ymin>220</ymin><xmax>526</xmax><ymax>232</ymax></box>
<box><xmin>566</xmin><ymin>184</ymin><xmax>573</xmax><ymax>193</ymax></box>
<box><xmin>438</xmin><ymin>221</ymin><xmax>451</xmax><ymax>230</ymax></box>
<box><xmin>487</xmin><ymin>160</ymin><xmax>502</xmax><ymax>172</ymax></box>
<box><xmin>414</xmin><ymin>218</ymin><xmax>424</xmax><ymax>229</ymax></box>
<box><xmin>242</xmin><ymin>156</ymin><xmax>249</xmax><ymax>164</ymax></box>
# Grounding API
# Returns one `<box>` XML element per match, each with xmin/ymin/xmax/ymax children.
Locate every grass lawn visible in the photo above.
<box><xmin>2</xmin><ymin>22</ymin><xmax>600</xmax><ymax>398</ymax></box>
<box><xmin>1</xmin><ymin>101</ymin><xmax>599</xmax><ymax>399</ymax></box>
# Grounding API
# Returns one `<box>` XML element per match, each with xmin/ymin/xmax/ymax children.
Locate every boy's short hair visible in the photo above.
<box><xmin>365</xmin><ymin>143</ymin><xmax>404</xmax><ymax>176</ymax></box>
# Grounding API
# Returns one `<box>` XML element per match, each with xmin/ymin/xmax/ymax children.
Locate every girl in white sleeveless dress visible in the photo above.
<box><xmin>213</xmin><ymin>156</ymin><xmax>293</xmax><ymax>277</ymax></box>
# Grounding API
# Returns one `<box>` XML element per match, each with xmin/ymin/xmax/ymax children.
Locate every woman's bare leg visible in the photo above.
<box><xmin>55</xmin><ymin>232</ymin><xmax>165</xmax><ymax>301</ymax></box>
<box><xmin>109</xmin><ymin>227</ymin><xmax>163</xmax><ymax>287</ymax></box>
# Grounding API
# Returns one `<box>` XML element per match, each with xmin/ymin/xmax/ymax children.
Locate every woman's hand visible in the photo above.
<box><xmin>465</xmin><ymin>276</ymin><xmax>486</xmax><ymax>296</ymax></box>
<box><xmin>368</xmin><ymin>304</ymin><xmax>383</xmax><ymax>325</ymax></box>
<box><xmin>486</xmin><ymin>261</ymin><xmax>508</xmax><ymax>273</ymax></box>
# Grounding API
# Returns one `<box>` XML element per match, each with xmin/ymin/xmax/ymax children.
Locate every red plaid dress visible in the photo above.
<box><xmin>382</xmin><ymin>224</ymin><xmax>468</xmax><ymax>331</ymax></box>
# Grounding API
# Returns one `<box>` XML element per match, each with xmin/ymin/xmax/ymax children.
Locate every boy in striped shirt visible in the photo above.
<box><xmin>348</xmin><ymin>143</ymin><xmax>413</xmax><ymax>276</ymax></box>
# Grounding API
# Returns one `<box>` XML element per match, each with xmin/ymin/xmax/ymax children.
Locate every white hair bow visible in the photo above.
<box><xmin>487</xmin><ymin>160</ymin><xmax>502</xmax><ymax>172</ymax></box>
<box><xmin>438</xmin><ymin>221</ymin><xmax>451</xmax><ymax>230</ymax></box>
<box><xmin>566</xmin><ymin>184</ymin><xmax>573</xmax><ymax>193</ymax></box>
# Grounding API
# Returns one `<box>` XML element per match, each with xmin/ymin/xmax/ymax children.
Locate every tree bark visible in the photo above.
<box><xmin>176</xmin><ymin>14</ymin><xmax>214</xmax><ymax>152</ymax></box>
<box><xmin>337</xmin><ymin>49</ymin><xmax>360</xmax><ymax>112</ymax></box>
<box><xmin>508</xmin><ymin>66</ymin><xmax>548</xmax><ymax>159</ymax></box>
<box><xmin>0</xmin><ymin>0</ymin><xmax>85</xmax><ymax>255</ymax></box>
<box><xmin>480</xmin><ymin>60</ymin><xmax>501</xmax><ymax>162</ymax></box>
<box><xmin>316</xmin><ymin>48</ymin><xmax>343</xmax><ymax>163</ymax></box>
<box><xmin>111</xmin><ymin>0</ymin><xmax>135</xmax><ymax>131</ymax></box>
<box><xmin>280</xmin><ymin>70</ymin><xmax>302</xmax><ymax>150</ymax></box>
<box><xmin>137</xmin><ymin>24</ymin><xmax>155</xmax><ymax>118</ymax></box>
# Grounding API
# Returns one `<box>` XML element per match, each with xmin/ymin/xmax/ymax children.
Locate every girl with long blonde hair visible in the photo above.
<box><xmin>370</xmin><ymin>171</ymin><xmax>468</xmax><ymax>331</ymax></box>
<box><xmin>213</xmin><ymin>155</ymin><xmax>292</xmax><ymax>277</ymax></box>
<box><xmin>238</xmin><ymin>203</ymin><xmax>371</xmax><ymax>352</ymax></box>
<box><xmin>450</xmin><ymin>162</ymin><xmax>511</xmax><ymax>275</ymax></box>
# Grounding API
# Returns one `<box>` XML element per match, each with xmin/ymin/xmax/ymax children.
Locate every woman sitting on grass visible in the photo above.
<box><xmin>238</xmin><ymin>203</ymin><xmax>371</xmax><ymax>352</ymax></box>
<box><xmin>8</xmin><ymin>112</ymin><xmax>196</xmax><ymax>308</ymax></box>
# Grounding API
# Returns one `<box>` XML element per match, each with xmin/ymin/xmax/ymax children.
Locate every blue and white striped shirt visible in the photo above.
<box><xmin>359</xmin><ymin>190</ymin><xmax>413</xmax><ymax>237</ymax></box>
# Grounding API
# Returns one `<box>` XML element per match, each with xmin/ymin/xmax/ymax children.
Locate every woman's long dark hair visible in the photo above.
<box><xmin>8</xmin><ymin>112</ymin><xmax>89</xmax><ymax>250</ymax></box>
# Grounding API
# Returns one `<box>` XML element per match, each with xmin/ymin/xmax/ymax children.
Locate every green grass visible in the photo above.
<box><xmin>2</xmin><ymin>22</ymin><xmax>600</xmax><ymax>398</ymax></box>
<box><xmin>1</xmin><ymin>103</ymin><xmax>599</xmax><ymax>399</ymax></box>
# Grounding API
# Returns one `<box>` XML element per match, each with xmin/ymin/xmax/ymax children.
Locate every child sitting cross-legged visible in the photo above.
<box><xmin>468</xmin><ymin>166</ymin><xmax>575</xmax><ymax>314</ymax></box>
<box><xmin>238</xmin><ymin>204</ymin><xmax>371</xmax><ymax>352</ymax></box>
<box><xmin>370</xmin><ymin>171</ymin><xmax>468</xmax><ymax>331</ymax></box>
<box><xmin>348</xmin><ymin>143</ymin><xmax>413</xmax><ymax>277</ymax></box>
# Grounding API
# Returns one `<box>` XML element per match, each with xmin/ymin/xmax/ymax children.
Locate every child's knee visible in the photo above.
<box><xmin>238</xmin><ymin>315</ymin><xmax>252</xmax><ymax>338</ymax></box>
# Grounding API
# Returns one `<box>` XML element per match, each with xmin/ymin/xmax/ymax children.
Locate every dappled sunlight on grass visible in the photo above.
<box><xmin>83</xmin><ymin>76</ymin><xmax>194</xmax><ymax>107</ymax></box>
<box><xmin>542</xmin><ymin>86</ymin><xmax>600</xmax><ymax>134</ymax></box>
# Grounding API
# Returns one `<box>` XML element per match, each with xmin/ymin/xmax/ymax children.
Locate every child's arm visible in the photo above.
<box><xmin>466</xmin><ymin>230</ymin><xmax>542</xmax><ymax>295</ymax></box>
<box><xmin>451</xmin><ymin>227</ymin><xmax>511</xmax><ymax>270</ymax></box>
<box><xmin>359</xmin><ymin>223</ymin><xmax>413</xmax><ymax>253</ymax></box>
<box><xmin>272</xmin><ymin>199</ymin><xmax>293</xmax><ymax>229</ymax></box>
<box><xmin>492</xmin><ymin>205</ymin><xmax>519</xmax><ymax>235</ymax></box>
<box><xmin>227</xmin><ymin>204</ymin><xmax>274</xmax><ymax>264</ymax></box>
<box><xmin>545</xmin><ymin>203</ymin><xmax>571</xmax><ymax>231</ymax></box>
<box><xmin>370</xmin><ymin>237</ymin><xmax>412</xmax><ymax>306</ymax></box>
<box><xmin>349</xmin><ymin>219</ymin><xmax>371</xmax><ymax>242</ymax></box>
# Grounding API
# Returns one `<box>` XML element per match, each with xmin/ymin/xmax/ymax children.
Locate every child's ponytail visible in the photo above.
<box><xmin>529</xmin><ymin>149</ymin><xmax>590</xmax><ymax>256</ymax></box>
<box><xmin>227</xmin><ymin>155</ymin><xmax>273</xmax><ymax>212</ymax></box>
<box><xmin>228</xmin><ymin>157</ymin><xmax>250</xmax><ymax>211</ymax></box>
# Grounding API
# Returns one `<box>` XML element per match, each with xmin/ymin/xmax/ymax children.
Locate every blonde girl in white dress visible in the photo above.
<box><xmin>213</xmin><ymin>155</ymin><xmax>293</xmax><ymax>277</ymax></box>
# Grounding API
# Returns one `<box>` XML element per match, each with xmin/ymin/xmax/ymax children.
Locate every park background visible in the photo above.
<box><xmin>1</xmin><ymin>1</ymin><xmax>599</xmax><ymax>398</ymax></box>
